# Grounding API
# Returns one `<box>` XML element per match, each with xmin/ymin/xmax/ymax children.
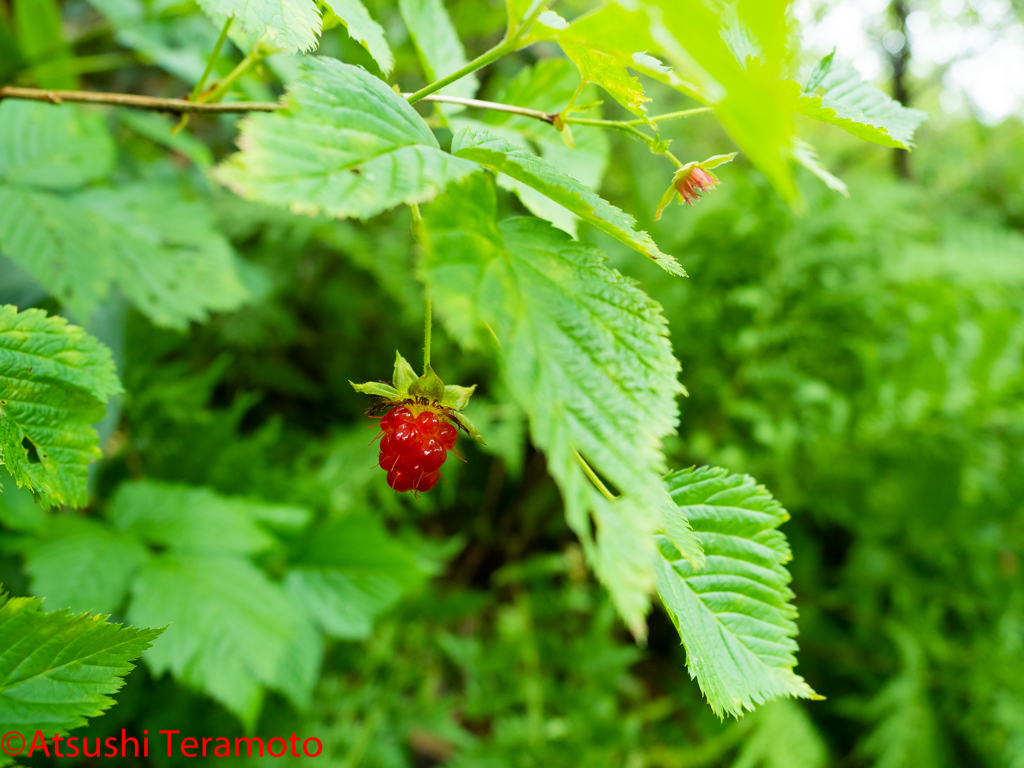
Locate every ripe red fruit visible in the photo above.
<box><xmin>376</xmin><ymin>406</ymin><xmax>458</xmax><ymax>493</ymax></box>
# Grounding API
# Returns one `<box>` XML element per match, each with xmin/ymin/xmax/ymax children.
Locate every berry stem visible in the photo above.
<box><xmin>411</xmin><ymin>203</ymin><xmax>432</xmax><ymax>374</ymax></box>
<box><xmin>574</xmin><ymin>451</ymin><xmax>617</xmax><ymax>502</ymax></box>
<box><xmin>424</xmin><ymin>295</ymin><xmax>432</xmax><ymax>373</ymax></box>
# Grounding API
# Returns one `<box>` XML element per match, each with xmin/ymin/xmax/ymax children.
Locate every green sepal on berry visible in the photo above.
<box><xmin>350</xmin><ymin>352</ymin><xmax>485</xmax><ymax>444</ymax></box>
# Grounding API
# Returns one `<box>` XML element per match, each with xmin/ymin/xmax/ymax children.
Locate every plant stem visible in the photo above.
<box><xmin>174</xmin><ymin>15</ymin><xmax>233</xmax><ymax>133</ymax></box>
<box><xmin>624</xmin><ymin>107</ymin><xmax>714</xmax><ymax>125</ymax></box>
<box><xmin>192</xmin><ymin>16</ymin><xmax>233</xmax><ymax>102</ymax></box>
<box><xmin>562</xmin><ymin>116</ymin><xmax>657</xmax><ymax>145</ymax></box>
<box><xmin>423</xmin><ymin>296</ymin><xmax>432</xmax><ymax>373</ymax></box>
<box><xmin>406</xmin><ymin>41</ymin><xmax>511</xmax><ymax>105</ymax></box>
<box><xmin>574</xmin><ymin>451</ymin><xmax>616</xmax><ymax>502</ymax></box>
<box><xmin>410</xmin><ymin>203</ymin><xmax>432</xmax><ymax>373</ymax></box>
<box><xmin>200</xmin><ymin>43</ymin><xmax>264</xmax><ymax>104</ymax></box>
<box><xmin>407</xmin><ymin>0</ymin><xmax>548</xmax><ymax>106</ymax></box>
<box><xmin>0</xmin><ymin>86</ymin><xmax>277</xmax><ymax>112</ymax></box>
<box><xmin>403</xmin><ymin>93</ymin><xmax>555</xmax><ymax>123</ymax></box>
<box><xmin>665</xmin><ymin>150</ymin><xmax>684</xmax><ymax>169</ymax></box>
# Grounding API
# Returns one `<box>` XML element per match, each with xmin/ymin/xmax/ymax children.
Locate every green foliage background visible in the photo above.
<box><xmin>0</xmin><ymin>0</ymin><xmax>1022</xmax><ymax>766</ymax></box>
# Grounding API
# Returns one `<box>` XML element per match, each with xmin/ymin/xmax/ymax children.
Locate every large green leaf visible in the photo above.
<box><xmin>25</xmin><ymin>516</ymin><xmax>149</xmax><ymax>614</ymax></box>
<box><xmin>521</xmin><ymin>2</ymin><xmax>696</xmax><ymax>97</ymax></box>
<box><xmin>0</xmin><ymin>101</ymin><xmax>115</xmax><ymax>190</ymax></box>
<box><xmin>285</xmin><ymin>515</ymin><xmax>425</xmax><ymax>640</ymax></box>
<box><xmin>195</xmin><ymin>0</ymin><xmax>322</xmax><ymax>54</ymax></box>
<box><xmin>654</xmin><ymin>467</ymin><xmax>818</xmax><ymax>717</ymax></box>
<box><xmin>326</xmin><ymin>0</ymin><xmax>393</xmax><ymax>75</ymax></box>
<box><xmin>560</xmin><ymin>40</ymin><xmax>650</xmax><ymax>119</ymax></box>
<box><xmin>0</xmin><ymin>306</ymin><xmax>121</xmax><ymax>509</ymax></box>
<box><xmin>74</xmin><ymin>184</ymin><xmax>250</xmax><ymax>329</ymax></box>
<box><xmin>0</xmin><ymin>183</ymin><xmax>248</xmax><ymax>327</ymax></box>
<box><xmin>128</xmin><ymin>555</ymin><xmax>320</xmax><ymax>729</ymax></box>
<box><xmin>398</xmin><ymin>0</ymin><xmax>478</xmax><ymax>102</ymax></box>
<box><xmin>0</xmin><ymin>593</ymin><xmax>161</xmax><ymax>733</ymax></box>
<box><xmin>797</xmin><ymin>52</ymin><xmax>928</xmax><ymax>150</ymax></box>
<box><xmin>451</xmin><ymin>126</ymin><xmax>683</xmax><ymax>276</ymax></box>
<box><xmin>422</xmin><ymin>175</ymin><xmax>695</xmax><ymax>638</ymax></box>
<box><xmin>108</xmin><ymin>480</ymin><xmax>309</xmax><ymax>558</ymax></box>
<box><xmin>216</xmin><ymin>58</ymin><xmax>478</xmax><ymax>220</ymax></box>
<box><xmin>0</xmin><ymin>187</ymin><xmax>113</xmax><ymax>318</ymax></box>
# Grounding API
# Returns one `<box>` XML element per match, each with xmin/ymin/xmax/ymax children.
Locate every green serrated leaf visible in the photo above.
<box><xmin>451</xmin><ymin>126</ymin><xmax>684</xmax><ymax>276</ymax></box>
<box><xmin>195</xmin><ymin>0</ymin><xmax>322</xmax><ymax>54</ymax></box>
<box><xmin>128</xmin><ymin>554</ymin><xmax>319</xmax><ymax>729</ymax></box>
<box><xmin>74</xmin><ymin>184</ymin><xmax>251</xmax><ymax>329</ymax></box>
<box><xmin>561</xmin><ymin>41</ymin><xmax>650</xmax><ymax>120</ymax></box>
<box><xmin>0</xmin><ymin>179</ymin><xmax>248</xmax><ymax>328</ymax></box>
<box><xmin>108</xmin><ymin>480</ymin><xmax>310</xmax><ymax>558</ymax></box>
<box><xmin>423</xmin><ymin>175</ymin><xmax>685</xmax><ymax>635</ymax></box>
<box><xmin>285</xmin><ymin>515</ymin><xmax>424</xmax><ymax>639</ymax></box>
<box><xmin>215</xmin><ymin>58</ymin><xmax>478</xmax><ymax>220</ymax></box>
<box><xmin>399</xmin><ymin>0</ymin><xmax>478</xmax><ymax>103</ymax></box>
<box><xmin>0</xmin><ymin>306</ymin><xmax>121</xmax><ymax>509</ymax></box>
<box><xmin>392</xmin><ymin>351</ymin><xmax>418</xmax><ymax>392</ymax></box>
<box><xmin>520</xmin><ymin>3</ymin><xmax>695</xmax><ymax>97</ymax></box>
<box><xmin>0</xmin><ymin>593</ymin><xmax>162</xmax><ymax>734</ymax></box>
<box><xmin>25</xmin><ymin>516</ymin><xmax>149</xmax><ymax>615</ymax></box>
<box><xmin>0</xmin><ymin>186</ymin><xmax>113</xmax><ymax>318</ymax></box>
<box><xmin>796</xmin><ymin>54</ymin><xmax>928</xmax><ymax>149</ymax></box>
<box><xmin>326</xmin><ymin>0</ymin><xmax>394</xmax><ymax>74</ymax></box>
<box><xmin>0</xmin><ymin>101</ymin><xmax>115</xmax><ymax>190</ymax></box>
<box><xmin>654</xmin><ymin>466</ymin><xmax>819</xmax><ymax>718</ymax></box>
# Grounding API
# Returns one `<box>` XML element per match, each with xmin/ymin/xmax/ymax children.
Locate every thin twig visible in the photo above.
<box><xmin>403</xmin><ymin>93</ymin><xmax>556</xmax><ymax>123</ymax></box>
<box><xmin>0</xmin><ymin>86</ymin><xmax>278</xmax><ymax>112</ymax></box>
<box><xmin>0</xmin><ymin>86</ymin><xmax>559</xmax><ymax>123</ymax></box>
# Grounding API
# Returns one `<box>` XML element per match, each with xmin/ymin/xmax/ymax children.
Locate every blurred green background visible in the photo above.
<box><xmin>1</xmin><ymin>0</ymin><xmax>1023</xmax><ymax>765</ymax></box>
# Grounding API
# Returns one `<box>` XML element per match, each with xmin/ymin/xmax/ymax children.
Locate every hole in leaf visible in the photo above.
<box><xmin>22</xmin><ymin>437</ymin><xmax>41</xmax><ymax>464</ymax></box>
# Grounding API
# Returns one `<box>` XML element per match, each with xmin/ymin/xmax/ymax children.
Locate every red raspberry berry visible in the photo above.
<box><xmin>438</xmin><ymin>422</ymin><xmax>457</xmax><ymax>450</ymax></box>
<box><xmin>374</xmin><ymin>406</ymin><xmax>459</xmax><ymax>494</ymax></box>
<box><xmin>387</xmin><ymin>466</ymin><xmax>415</xmax><ymax>492</ymax></box>
<box><xmin>419</xmin><ymin>438</ymin><xmax>447</xmax><ymax>471</ymax></box>
<box><xmin>391</xmin><ymin>422</ymin><xmax>418</xmax><ymax>452</ymax></box>
<box><xmin>415</xmin><ymin>411</ymin><xmax>440</xmax><ymax>435</ymax></box>
<box><xmin>415</xmin><ymin>471</ymin><xmax>440</xmax><ymax>492</ymax></box>
<box><xmin>381</xmin><ymin>407</ymin><xmax>413</xmax><ymax>432</ymax></box>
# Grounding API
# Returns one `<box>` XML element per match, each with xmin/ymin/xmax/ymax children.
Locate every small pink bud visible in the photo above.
<box><xmin>674</xmin><ymin>166</ymin><xmax>720</xmax><ymax>206</ymax></box>
<box><xmin>654</xmin><ymin>153</ymin><xmax>736</xmax><ymax>220</ymax></box>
